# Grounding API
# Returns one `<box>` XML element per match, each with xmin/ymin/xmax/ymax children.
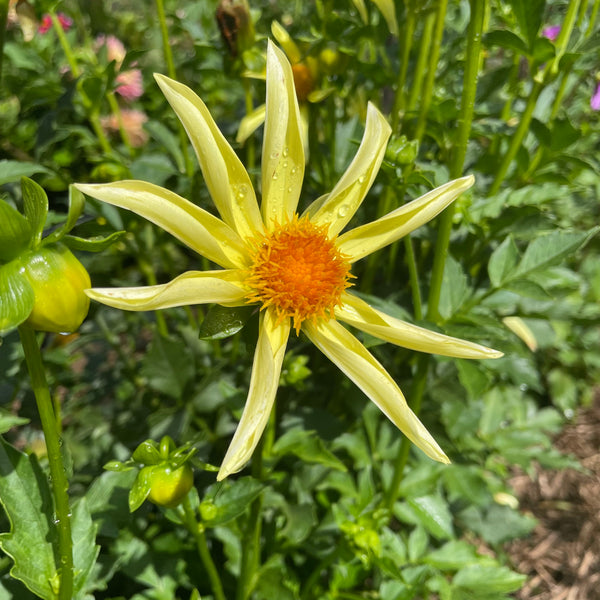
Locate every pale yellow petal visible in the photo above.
<box><xmin>371</xmin><ymin>0</ymin><xmax>399</xmax><ymax>35</ymax></box>
<box><xmin>303</xmin><ymin>319</ymin><xmax>449</xmax><ymax>464</ymax></box>
<box><xmin>154</xmin><ymin>73</ymin><xmax>263</xmax><ymax>239</ymax></box>
<box><xmin>337</xmin><ymin>175</ymin><xmax>475</xmax><ymax>263</ymax></box>
<box><xmin>304</xmin><ymin>103</ymin><xmax>391</xmax><ymax>236</ymax></box>
<box><xmin>336</xmin><ymin>293</ymin><xmax>503</xmax><ymax>359</ymax></box>
<box><xmin>218</xmin><ymin>308</ymin><xmax>291</xmax><ymax>480</ymax></box>
<box><xmin>86</xmin><ymin>270</ymin><xmax>247</xmax><ymax>311</ymax></box>
<box><xmin>75</xmin><ymin>181</ymin><xmax>249</xmax><ymax>269</ymax></box>
<box><xmin>271</xmin><ymin>21</ymin><xmax>302</xmax><ymax>64</ymax></box>
<box><xmin>236</xmin><ymin>103</ymin><xmax>266</xmax><ymax>144</ymax></box>
<box><xmin>503</xmin><ymin>316</ymin><xmax>538</xmax><ymax>351</ymax></box>
<box><xmin>351</xmin><ymin>0</ymin><xmax>368</xmax><ymax>23</ymax></box>
<box><xmin>261</xmin><ymin>41</ymin><xmax>305</xmax><ymax>228</ymax></box>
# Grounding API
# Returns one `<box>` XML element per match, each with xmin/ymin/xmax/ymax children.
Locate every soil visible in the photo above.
<box><xmin>507</xmin><ymin>391</ymin><xmax>600</xmax><ymax>600</ymax></box>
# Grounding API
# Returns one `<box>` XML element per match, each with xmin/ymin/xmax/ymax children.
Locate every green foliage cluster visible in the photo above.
<box><xmin>0</xmin><ymin>0</ymin><xmax>599</xmax><ymax>599</ymax></box>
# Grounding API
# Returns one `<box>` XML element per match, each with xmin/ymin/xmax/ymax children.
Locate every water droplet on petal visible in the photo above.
<box><xmin>358</xmin><ymin>175</ymin><xmax>366</xmax><ymax>184</ymax></box>
<box><xmin>338</xmin><ymin>205</ymin><xmax>349</xmax><ymax>218</ymax></box>
<box><xmin>272</xmin><ymin>173</ymin><xmax>278</xmax><ymax>180</ymax></box>
<box><xmin>282</xmin><ymin>147</ymin><xmax>289</xmax><ymax>158</ymax></box>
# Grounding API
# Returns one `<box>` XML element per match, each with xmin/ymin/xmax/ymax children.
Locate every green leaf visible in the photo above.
<box><xmin>424</xmin><ymin>540</ymin><xmax>480</xmax><ymax>570</ymax></box>
<box><xmin>508</xmin><ymin>0</ymin><xmax>546</xmax><ymax>48</ymax></box>
<box><xmin>272</xmin><ymin>428</ymin><xmax>347</xmax><ymax>471</ymax></box>
<box><xmin>439</xmin><ymin>255</ymin><xmax>470</xmax><ymax>320</ymax></box>
<box><xmin>21</xmin><ymin>177</ymin><xmax>48</xmax><ymax>247</ymax></box>
<box><xmin>132</xmin><ymin>440</ymin><xmax>161</xmax><ymax>465</ymax></box>
<box><xmin>0</xmin><ymin>410</ymin><xmax>29</xmax><ymax>434</ymax></box>
<box><xmin>488</xmin><ymin>235</ymin><xmax>520</xmax><ymax>288</ymax></box>
<box><xmin>513</xmin><ymin>228</ymin><xmax>599</xmax><ymax>279</ymax></box>
<box><xmin>484</xmin><ymin>30</ymin><xmax>528</xmax><ymax>54</ymax></box>
<box><xmin>141</xmin><ymin>334</ymin><xmax>194</xmax><ymax>400</ymax></box>
<box><xmin>0</xmin><ymin>200</ymin><xmax>31</xmax><ymax>262</ymax></box>
<box><xmin>128</xmin><ymin>467</ymin><xmax>152</xmax><ymax>512</ymax></box>
<box><xmin>0</xmin><ymin>261</ymin><xmax>35</xmax><ymax>336</ymax></box>
<box><xmin>71</xmin><ymin>498</ymin><xmax>100</xmax><ymax>600</ymax></box>
<box><xmin>199</xmin><ymin>305</ymin><xmax>255</xmax><ymax>340</ymax></box>
<box><xmin>200</xmin><ymin>477</ymin><xmax>264</xmax><ymax>526</ymax></box>
<box><xmin>504</xmin><ymin>279</ymin><xmax>551</xmax><ymax>299</ymax></box>
<box><xmin>0</xmin><ymin>161</ymin><xmax>50</xmax><ymax>186</ymax></box>
<box><xmin>0</xmin><ymin>437</ymin><xmax>58</xmax><ymax>600</ymax></box>
<box><xmin>408</xmin><ymin>495</ymin><xmax>454</xmax><ymax>540</ymax></box>
<box><xmin>62</xmin><ymin>231</ymin><xmax>126</xmax><ymax>252</ymax></box>
<box><xmin>549</xmin><ymin>117</ymin><xmax>580</xmax><ymax>153</ymax></box>
<box><xmin>453</xmin><ymin>564</ymin><xmax>526</xmax><ymax>594</ymax></box>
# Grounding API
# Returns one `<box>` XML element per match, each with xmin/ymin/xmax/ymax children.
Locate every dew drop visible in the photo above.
<box><xmin>282</xmin><ymin>161</ymin><xmax>288</xmax><ymax>168</ymax></box>
<box><xmin>358</xmin><ymin>175</ymin><xmax>366</xmax><ymax>184</ymax></box>
<box><xmin>272</xmin><ymin>173</ymin><xmax>278</xmax><ymax>180</ymax></box>
<box><xmin>287</xmin><ymin>186</ymin><xmax>293</xmax><ymax>193</ymax></box>
<box><xmin>282</xmin><ymin>147</ymin><xmax>289</xmax><ymax>158</ymax></box>
<box><xmin>291</xmin><ymin>167</ymin><xmax>297</xmax><ymax>175</ymax></box>
<box><xmin>338</xmin><ymin>205</ymin><xmax>349</xmax><ymax>218</ymax></box>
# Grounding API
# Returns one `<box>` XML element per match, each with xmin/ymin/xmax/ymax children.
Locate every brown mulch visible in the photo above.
<box><xmin>507</xmin><ymin>391</ymin><xmax>600</xmax><ymax>600</ymax></box>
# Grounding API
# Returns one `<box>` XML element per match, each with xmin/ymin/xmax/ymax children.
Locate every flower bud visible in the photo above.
<box><xmin>21</xmin><ymin>244</ymin><xmax>91</xmax><ymax>333</ymax></box>
<box><xmin>216</xmin><ymin>0</ymin><xmax>254</xmax><ymax>57</ymax></box>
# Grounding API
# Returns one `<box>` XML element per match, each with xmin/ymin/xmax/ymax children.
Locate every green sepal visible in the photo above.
<box><xmin>132</xmin><ymin>440</ymin><xmax>161</xmax><ymax>466</ymax></box>
<box><xmin>42</xmin><ymin>185</ymin><xmax>85</xmax><ymax>245</ymax></box>
<box><xmin>21</xmin><ymin>177</ymin><xmax>48</xmax><ymax>248</ymax></box>
<box><xmin>128</xmin><ymin>466</ymin><xmax>153</xmax><ymax>512</ymax></box>
<box><xmin>0</xmin><ymin>260</ymin><xmax>35</xmax><ymax>336</ymax></box>
<box><xmin>199</xmin><ymin>304</ymin><xmax>255</xmax><ymax>340</ymax></box>
<box><xmin>0</xmin><ymin>199</ymin><xmax>31</xmax><ymax>263</ymax></box>
<box><xmin>61</xmin><ymin>230</ymin><xmax>126</xmax><ymax>252</ymax></box>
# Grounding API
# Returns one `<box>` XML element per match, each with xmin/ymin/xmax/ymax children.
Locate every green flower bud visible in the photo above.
<box><xmin>385</xmin><ymin>135</ymin><xmax>419</xmax><ymax>166</ymax></box>
<box><xmin>21</xmin><ymin>244</ymin><xmax>90</xmax><ymax>333</ymax></box>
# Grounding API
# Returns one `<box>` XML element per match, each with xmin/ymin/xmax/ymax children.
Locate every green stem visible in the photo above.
<box><xmin>427</xmin><ymin>0</ymin><xmax>487</xmax><ymax>323</ymax></box>
<box><xmin>403</xmin><ymin>235</ymin><xmax>423</xmax><ymax>321</ymax></box>
<box><xmin>182</xmin><ymin>497</ymin><xmax>226</xmax><ymax>600</ymax></box>
<box><xmin>18</xmin><ymin>324</ymin><xmax>73</xmax><ymax>600</ymax></box>
<box><xmin>414</xmin><ymin>0</ymin><xmax>448</xmax><ymax>143</ymax></box>
<box><xmin>106</xmin><ymin>92</ymin><xmax>134</xmax><ymax>154</ymax></box>
<box><xmin>155</xmin><ymin>0</ymin><xmax>194</xmax><ymax>177</ymax></box>
<box><xmin>384</xmin><ymin>354</ymin><xmax>428</xmax><ymax>510</ymax></box>
<box><xmin>407</xmin><ymin>12</ymin><xmax>436</xmax><ymax>115</ymax></box>
<box><xmin>242</xmin><ymin>79</ymin><xmax>256</xmax><ymax>178</ymax></box>
<box><xmin>586</xmin><ymin>0</ymin><xmax>600</xmax><ymax>36</ymax></box>
<box><xmin>391</xmin><ymin>6</ymin><xmax>416</xmax><ymax>130</ymax></box>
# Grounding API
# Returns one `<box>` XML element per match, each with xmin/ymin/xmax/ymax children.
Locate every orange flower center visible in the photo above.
<box><xmin>245</xmin><ymin>216</ymin><xmax>353</xmax><ymax>333</ymax></box>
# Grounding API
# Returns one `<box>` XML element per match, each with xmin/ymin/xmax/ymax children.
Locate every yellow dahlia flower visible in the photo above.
<box><xmin>76</xmin><ymin>41</ymin><xmax>501</xmax><ymax>481</ymax></box>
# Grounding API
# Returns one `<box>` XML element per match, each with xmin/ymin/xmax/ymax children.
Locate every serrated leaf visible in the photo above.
<box><xmin>0</xmin><ymin>261</ymin><xmax>35</xmax><ymax>336</ymax></box>
<box><xmin>21</xmin><ymin>177</ymin><xmax>48</xmax><ymax>247</ymax></box>
<box><xmin>0</xmin><ymin>200</ymin><xmax>31</xmax><ymax>262</ymax></box>
<box><xmin>272</xmin><ymin>428</ymin><xmax>346</xmax><ymax>471</ymax></box>
<box><xmin>439</xmin><ymin>255</ymin><xmax>470</xmax><ymax>320</ymax></box>
<box><xmin>0</xmin><ymin>437</ymin><xmax>58</xmax><ymax>599</ymax></box>
<box><xmin>513</xmin><ymin>228</ymin><xmax>598</xmax><ymax>279</ymax></box>
<box><xmin>488</xmin><ymin>235</ymin><xmax>520</xmax><ymax>288</ymax></box>
<box><xmin>199</xmin><ymin>305</ymin><xmax>255</xmax><ymax>340</ymax></box>
<box><xmin>408</xmin><ymin>495</ymin><xmax>454</xmax><ymax>540</ymax></box>
<box><xmin>0</xmin><ymin>160</ymin><xmax>50</xmax><ymax>186</ymax></box>
<box><xmin>508</xmin><ymin>0</ymin><xmax>546</xmax><ymax>48</ymax></box>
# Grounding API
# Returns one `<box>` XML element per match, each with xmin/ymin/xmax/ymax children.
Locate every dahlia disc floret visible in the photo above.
<box><xmin>76</xmin><ymin>41</ymin><xmax>502</xmax><ymax>481</ymax></box>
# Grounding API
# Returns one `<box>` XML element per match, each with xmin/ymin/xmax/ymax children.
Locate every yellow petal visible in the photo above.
<box><xmin>236</xmin><ymin>103</ymin><xmax>266</xmax><ymax>144</ymax></box>
<box><xmin>218</xmin><ymin>308</ymin><xmax>291</xmax><ymax>480</ymax></box>
<box><xmin>86</xmin><ymin>270</ymin><xmax>247</xmax><ymax>311</ymax></box>
<box><xmin>337</xmin><ymin>175</ymin><xmax>475</xmax><ymax>263</ymax></box>
<box><xmin>351</xmin><ymin>0</ymin><xmax>368</xmax><ymax>23</ymax></box>
<box><xmin>76</xmin><ymin>181</ymin><xmax>249</xmax><ymax>269</ymax></box>
<box><xmin>303</xmin><ymin>319</ymin><xmax>450</xmax><ymax>464</ymax></box>
<box><xmin>261</xmin><ymin>41</ymin><xmax>305</xmax><ymax>228</ymax></box>
<box><xmin>503</xmin><ymin>316</ymin><xmax>538</xmax><ymax>351</ymax></box>
<box><xmin>336</xmin><ymin>293</ymin><xmax>503</xmax><ymax>359</ymax></box>
<box><xmin>154</xmin><ymin>74</ymin><xmax>263</xmax><ymax>239</ymax></box>
<box><xmin>271</xmin><ymin>21</ymin><xmax>302</xmax><ymax>64</ymax></box>
<box><xmin>304</xmin><ymin>103</ymin><xmax>391</xmax><ymax>236</ymax></box>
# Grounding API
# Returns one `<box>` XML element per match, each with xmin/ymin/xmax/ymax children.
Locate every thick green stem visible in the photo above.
<box><xmin>427</xmin><ymin>0</ymin><xmax>487</xmax><ymax>323</ymax></box>
<box><xmin>155</xmin><ymin>0</ymin><xmax>194</xmax><ymax>177</ymax></box>
<box><xmin>18</xmin><ymin>324</ymin><xmax>73</xmax><ymax>600</ymax></box>
<box><xmin>182</xmin><ymin>497</ymin><xmax>226</xmax><ymax>600</ymax></box>
<box><xmin>414</xmin><ymin>0</ymin><xmax>448</xmax><ymax>143</ymax></box>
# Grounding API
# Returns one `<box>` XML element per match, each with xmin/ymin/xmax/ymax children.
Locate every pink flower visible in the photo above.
<box><xmin>591</xmin><ymin>82</ymin><xmax>600</xmax><ymax>111</ymax></box>
<box><xmin>115</xmin><ymin>69</ymin><xmax>144</xmax><ymax>101</ymax></box>
<box><xmin>96</xmin><ymin>35</ymin><xmax>127</xmax><ymax>68</ymax></box>
<box><xmin>101</xmin><ymin>109</ymin><xmax>149</xmax><ymax>147</ymax></box>
<box><xmin>542</xmin><ymin>25</ymin><xmax>561</xmax><ymax>42</ymax></box>
<box><xmin>38</xmin><ymin>12</ymin><xmax>73</xmax><ymax>35</ymax></box>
